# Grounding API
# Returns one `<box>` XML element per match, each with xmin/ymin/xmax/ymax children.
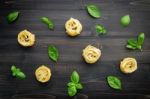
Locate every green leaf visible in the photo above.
<box><xmin>127</xmin><ymin>39</ymin><xmax>137</xmax><ymax>47</ymax></box>
<box><xmin>48</xmin><ymin>45</ymin><xmax>59</xmax><ymax>62</ymax></box>
<box><xmin>67</xmin><ymin>82</ymin><xmax>76</xmax><ymax>87</ymax></box>
<box><xmin>12</xmin><ymin>72</ymin><xmax>16</xmax><ymax>76</ymax></box>
<box><xmin>126</xmin><ymin>33</ymin><xmax>145</xmax><ymax>50</ymax></box>
<box><xmin>126</xmin><ymin>45</ymin><xmax>136</xmax><ymax>50</ymax></box>
<box><xmin>11</xmin><ymin>65</ymin><xmax>16</xmax><ymax>72</ymax></box>
<box><xmin>15</xmin><ymin>68</ymin><xmax>21</xmax><ymax>74</ymax></box>
<box><xmin>68</xmin><ymin>86</ymin><xmax>77</xmax><ymax>97</ymax></box>
<box><xmin>107</xmin><ymin>76</ymin><xmax>122</xmax><ymax>90</ymax></box>
<box><xmin>71</xmin><ymin>71</ymin><xmax>80</xmax><ymax>83</ymax></box>
<box><xmin>137</xmin><ymin>33</ymin><xmax>145</xmax><ymax>46</ymax></box>
<box><xmin>136</xmin><ymin>45</ymin><xmax>142</xmax><ymax>50</ymax></box>
<box><xmin>16</xmin><ymin>72</ymin><xmax>26</xmax><ymax>79</ymax></box>
<box><xmin>75</xmin><ymin>83</ymin><xmax>83</xmax><ymax>89</ymax></box>
<box><xmin>121</xmin><ymin>15</ymin><xmax>130</xmax><ymax>27</ymax></box>
<box><xmin>7</xmin><ymin>11</ymin><xmax>20</xmax><ymax>23</ymax></box>
<box><xmin>11</xmin><ymin>65</ymin><xmax>26</xmax><ymax>79</ymax></box>
<box><xmin>96</xmin><ymin>25</ymin><xmax>107</xmax><ymax>35</ymax></box>
<box><xmin>86</xmin><ymin>4</ymin><xmax>101</xmax><ymax>18</ymax></box>
<box><xmin>67</xmin><ymin>71</ymin><xmax>83</xmax><ymax>97</ymax></box>
<box><xmin>41</xmin><ymin>17</ymin><xmax>54</xmax><ymax>30</ymax></box>
<box><xmin>11</xmin><ymin>65</ymin><xmax>17</xmax><ymax>76</ymax></box>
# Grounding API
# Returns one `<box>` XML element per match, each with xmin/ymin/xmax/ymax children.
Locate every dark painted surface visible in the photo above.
<box><xmin>0</xmin><ymin>0</ymin><xmax>150</xmax><ymax>99</ymax></box>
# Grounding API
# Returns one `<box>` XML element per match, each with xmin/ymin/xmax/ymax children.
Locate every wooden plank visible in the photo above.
<box><xmin>0</xmin><ymin>0</ymin><xmax>83</xmax><ymax>10</ymax></box>
<box><xmin>0</xmin><ymin>10</ymin><xmax>150</xmax><ymax>38</ymax></box>
<box><xmin>0</xmin><ymin>62</ymin><xmax>149</xmax><ymax>94</ymax></box>
<box><xmin>0</xmin><ymin>37</ymin><xmax>149</xmax><ymax>63</ymax></box>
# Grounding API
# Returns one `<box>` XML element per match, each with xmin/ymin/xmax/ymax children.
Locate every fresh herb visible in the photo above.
<box><xmin>86</xmin><ymin>4</ymin><xmax>101</xmax><ymax>18</ymax></box>
<box><xmin>67</xmin><ymin>71</ymin><xmax>83</xmax><ymax>97</ymax></box>
<box><xmin>120</xmin><ymin>15</ymin><xmax>130</xmax><ymax>27</ymax></box>
<box><xmin>41</xmin><ymin>17</ymin><xmax>54</xmax><ymax>30</ymax></box>
<box><xmin>137</xmin><ymin>33</ymin><xmax>145</xmax><ymax>46</ymax></box>
<box><xmin>75</xmin><ymin>83</ymin><xmax>83</xmax><ymax>89</ymax></box>
<box><xmin>107</xmin><ymin>75</ymin><xmax>122</xmax><ymax>90</ymax></box>
<box><xmin>11</xmin><ymin>65</ymin><xmax>26</xmax><ymax>79</ymax></box>
<box><xmin>7</xmin><ymin>11</ymin><xmax>20</xmax><ymax>23</ymax></box>
<box><xmin>71</xmin><ymin>70</ymin><xmax>80</xmax><ymax>83</ymax></box>
<box><xmin>48</xmin><ymin>45</ymin><xmax>59</xmax><ymax>62</ymax></box>
<box><xmin>96</xmin><ymin>25</ymin><xmax>107</xmax><ymax>34</ymax></box>
<box><xmin>126</xmin><ymin>33</ymin><xmax>145</xmax><ymax>50</ymax></box>
<box><xmin>68</xmin><ymin>86</ymin><xmax>77</xmax><ymax>97</ymax></box>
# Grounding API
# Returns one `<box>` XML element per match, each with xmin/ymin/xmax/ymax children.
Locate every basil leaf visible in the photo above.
<box><xmin>16</xmin><ymin>72</ymin><xmax>26</xmax><ymax>79</ymax></box>
<box><xmin>136</xmin><ymin>45</ymin><xmax>142</xmax><ymax>50</ymax></box>
<box><xmin>127</xmin><ymin>39</ymin><xmax>137</xmax><ymax>47</ymax></box>
<box><xmin>11</xmin><ymin>65</ymin><xmax>26</xmax><ymax>79</ymax></box>
<box><xmin>75</xmin><ymin>83</ymin><xmax>83</xmax><ymax>89</ymax></box>
<box><xmin>86</xmin><ymin>4</ymin><xmax>101</xmax><ymax>18</ymax></box>
<box><xmin>137</xmin><ymin>33</ymin><xmax>145</xmax><ymax>46</ymax></box>
<box><xmin>11</xmin><ymin>65</ymin><xmax>16</xmax><ymax>72</ymax></box>
<box><xmin>67</xmin><ymin>82</ymin><xmax>76</xmax><ymax>87</ymax></box>
<box><xmin>41</xmin><ymin>17</ymin><xmax>54</xmax><ymax>30</ymax></box>
<box><xmin>96</xmin><ymin>25</ymin><xmax>107</xmax><ymax>34</ymax></box>
<box><xmin>15</xmin><ymin>68</ymin><xmax>21</xmax><ymax>74</ymax></box>
<box><xmin>126</xmin><ymin>45</ymin><xmax>137</xmax><ymax>50</ymax></box>
<box><xmin>68</xmin><ymin>86</ymin><xmax>77</xmax><ymax>97</ymax></box>
<box><xmin>126</xmin><ymin>33</ymin><xmax>145</xmax><ymax>50</ymax></box>
<box><xmin>7</xmin><ymin>11</ymin><xmax>20</xmax><ymax>23</ymax></box>
<box><xmin>11</xmin><ymin>65</ymin><xmax>19</xmax><ymax>76</ymax></box>
<box><xmin>48</xmin><ymin>45</ymin><xmax>59</xmax><ymax>62</ymax></box>
<box><xmin>107</xmin><ymin>76</ymin><xmax>122</xmax><ymax>90</ymax></box>
<box><xmin>71</xmin><ymin>71</ymin><xmax>80</xmax><ymax>83</ymax></box>
<box><xmin>12</xmin><ymin>73</ymin><xmax>16</xmax><ymax>76</ymax></box>
<box><xmin>11</xmin><ymin>65</ymin><xmax>17</xmax><ymax>76</ymax></box>
<box><xmin>67</xmin><ymin>71</ymin><xmax>83</xmax><ymax>97</ymax></box>
<box><xmin>121</xmin><ymin>15</ymin><xmax>130</xmax><ymax>27</ymax></box>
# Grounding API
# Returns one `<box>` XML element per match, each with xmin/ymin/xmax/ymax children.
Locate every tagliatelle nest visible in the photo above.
<box><xmin>65</xmin><ymin>17</ymin><xmax>82</xmax><ymax>36</ymax></box>
<box><xmin>120</xmin><ymin>57</ymin><xmax>137</xmax><ymax>74</ymax></box>
<box><xmin>35</xmin><ymin>65</ymin><xmax>51</xmax><ymax>83</ymax></box>
<box><xmin>17</xmin><ymin>30</ymin><xmax>35</xmax><ymax>47</ymax></box>
<box><xmin>82</xmin><ymin>45</ymin><xmax>101</xmax><ymax>64</ymax></box>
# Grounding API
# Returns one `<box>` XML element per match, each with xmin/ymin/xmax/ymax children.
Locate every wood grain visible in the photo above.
<box><xmin>0</xmin><ymin>0</ymin><xmax>150</xmax><ymax>99</ymax></box>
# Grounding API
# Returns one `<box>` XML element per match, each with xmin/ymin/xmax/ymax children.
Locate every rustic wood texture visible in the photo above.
<box><xmin>0</xmin><ymin>0</ymin><xmax>150</xmax><ymax>99</ymax></box>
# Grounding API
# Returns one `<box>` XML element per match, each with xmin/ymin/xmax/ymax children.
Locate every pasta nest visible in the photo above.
<box><xmin>65</xmin><ymin>17</ymin><xmax>82</xmax><ymax>36</ymax></box>
<box><xmin>17</xmin><ymin>30</ymin><xmax>35</xmax><ymax>47</ymax></box>
<box><xmin>120</xmin><ymin>57</ymin><xmax>137</xmax><ymax>74</ymax></box>
<box><xmin>35</xmin><ymin>65</ymin><xmax>51</xmax><ymax>83</ymax></box>
<box><xmin>82</xmin><ymin>45</ymin><xmax>101</xmax><ymax>64</ymax></box>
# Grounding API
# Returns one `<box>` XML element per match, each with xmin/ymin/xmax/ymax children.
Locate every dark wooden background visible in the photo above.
<box><xmin>0</xmin><ymin>0</ymin><xmax>150</xmax><ymax>99</ymax></box>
